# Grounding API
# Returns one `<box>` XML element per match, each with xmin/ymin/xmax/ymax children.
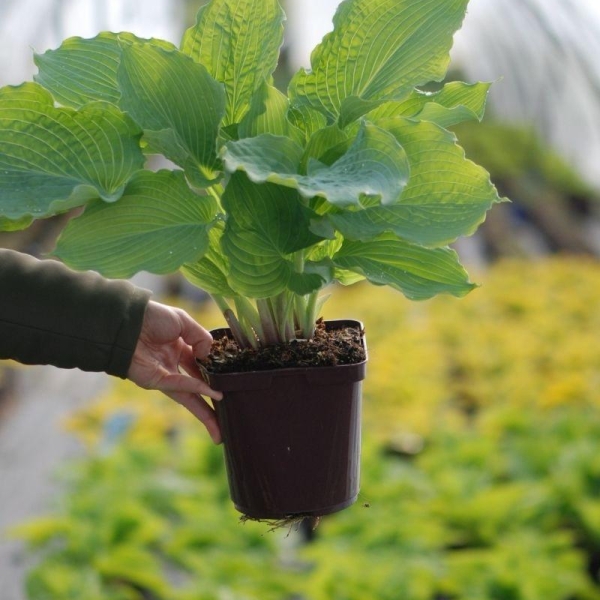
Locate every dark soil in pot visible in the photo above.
<box><xmin>199</xmin><ymin>320</ymin><xmax>367</xmax><ymax>522</ymax></box>
<box><xmin>201</xmin><ymin>318</ymin><xmax>366</xmax><ymax>374</ymax></box>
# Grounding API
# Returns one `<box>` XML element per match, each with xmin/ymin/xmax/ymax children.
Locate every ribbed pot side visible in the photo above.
<box><xmin>203</xmin><ymin>320</ymin><xmax>367</xmax><ymax>520</ymax></box>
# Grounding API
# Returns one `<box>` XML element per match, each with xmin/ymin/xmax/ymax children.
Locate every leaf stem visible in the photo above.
<box><xmin>207</xmin><ymin>184</ymin><xmax>224</xmax><ymax>210</ymax></box>
<box><xmin>212</xmin><ymin>295</ymin><xmax>256</xmax><ymax>349</ymax></box>
<box><xmin>234</xmin><ymin>296</ymin><xmax>265</xmax><ymax>347</ymax></box>
<box><xmin>257</xmin><ymin>299</ymin><xmax>280</xmax><ymax>346</ymax></box>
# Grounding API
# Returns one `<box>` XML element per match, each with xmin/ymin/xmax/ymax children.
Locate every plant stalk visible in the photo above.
<box><xmin>257</xmin><ymin>298</ymin><xmax>280</xmax><ymax>346</ymax></box>
<box><xmin>234</xmin><ymin>296</ymin><xmax>265</xmax><ymax>347</ymax></box>
<box><xmin>212</xmin><ymin>295</ymin><xmax>256</xmax><ymax>349</ymax></box>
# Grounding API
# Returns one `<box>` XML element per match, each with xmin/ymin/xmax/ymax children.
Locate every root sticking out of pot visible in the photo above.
<box><xmin>240</xmin><ymin>514</ymin><xmax>321</xmax><ymax>535</ymax></box>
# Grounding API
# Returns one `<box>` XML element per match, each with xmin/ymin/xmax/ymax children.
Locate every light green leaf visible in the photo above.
<box><xmin>222</xmin><ymin>122</ymin><xmax>410</xmax><ymax>207</ymax></box>
<box><xmin>339</xmin><ymin>96</ymin><xmax>386</xmax><ymax>129</ymax></box>
<box><xmin>0</xmin><ymin>83</ymin><xmax>144</xmax><ymax>220</ymax></box>
<box><xmin>289</xmin><ymin>0</ymin><xmax>469</xmax><ymax>123</ymax></box>
<box><xmin>54</xmin><ymin>170</ymin><xmax>217</xmax><ymax>278</ymax></box>
<box><xmin>328</xmin><ymin>117</ymin><xmax>501</xmax><ymax>246</ymax></box>
<box><xmin>221</xmin><ymin>173</ymin><xmax>324</xmax><ymax>297</ymax></box>
<box><xmin>222</xmin><ymin>134</ymin><xmax>304</xmax><ymax>183</ymax></box>
<box><xmin>0</xmin><ymin>215</ymin><xmax>33</xmax><ymax>231</ymax></box>
<box><xmin>366</xmin><ymin>81</ymin><xmax>492</xmax><ymax>128</ymax></box>
<box><xmin>416</xmin><ymin>82</ymin><xmax>491</xmax><ymax>128</ymax></box>
<box><xmin>335</xmin><ymin>268</ymin><xmax>366</xmax><ymax>286</ymax></box>
<box><xmin>333</xmin><ymin>234</ymin><xmax>476</xmax><ymax>300</ymax></box>
<box><xmin>301</xmin><ymin>124</ymin><xmax>350</xmax><ymax>173</ymax></box>
<box><xmin>117</xmin><ymin>43</ymin><xmax>225</xmax><ymax>188</ymax></box>
<box><xmin>181</xmin><ymin>224</ymin><xmax>236</xmax><ymax>297</ymax></box>
<box><xmin>33</xmin><ymin>32</ymin><xmax>177</xmax><ymax>109</ymax></box>
<box><xmin>238</xmin><ymin>82</ymin><xmax>304</xmax><ymax>144</ymax></box>
<box><xmin>181</xmin><ymin>0</ymin><xmax>285</xmax><ymax>126</ymax></box>
<box><xmin>287</xmin><ymin>261</ymin><xmax>334</xmax><ymax>296</ymax></box>
<box><xmin>287</xmin><ymin>104</ymin><xmax>328</xmax><ymax>141</ymax></box>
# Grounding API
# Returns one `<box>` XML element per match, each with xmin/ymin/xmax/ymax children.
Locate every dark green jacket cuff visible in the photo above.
<box><xmin>0</xmin><ymin>249</ymin><xmax>151</xmax><ymax>378</ymax></box>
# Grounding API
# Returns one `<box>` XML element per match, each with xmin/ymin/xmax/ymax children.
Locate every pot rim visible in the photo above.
<box><xmin>199</xmin><ymin>319</ymin><xmax>367</xmax><ymax>391</ymax></box>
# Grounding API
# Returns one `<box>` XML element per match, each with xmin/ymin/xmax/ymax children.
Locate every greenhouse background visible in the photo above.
<box><xmin>1</xmin><ymin>0</ymin><xmax>600</xmax><ymax>598</ymax></box>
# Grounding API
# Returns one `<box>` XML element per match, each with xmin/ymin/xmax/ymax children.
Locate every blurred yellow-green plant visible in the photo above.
<box><xmin>14</xmin><ymin>257</ymin><xmax>600</xmax><ymax>600</ymax></box>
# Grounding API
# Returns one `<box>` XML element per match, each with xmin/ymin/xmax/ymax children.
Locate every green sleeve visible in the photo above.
<box><xmin>0</xmin><ymin>249</ymin><xmax>151</xmax><ymax>378</ymax></box>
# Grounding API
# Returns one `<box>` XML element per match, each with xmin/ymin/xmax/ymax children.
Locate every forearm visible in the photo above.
<box><xmin>0</xmin><ymin>249</ymin><xmax>151</xmax><ymax>377</ymax></box>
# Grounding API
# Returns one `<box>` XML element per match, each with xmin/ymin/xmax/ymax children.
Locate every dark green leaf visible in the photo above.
<box><xmin>221</xmin><ymin>173</ymin><xmax>323</xmax><ymax>297</ymax></box>
<box><xmin>238</xmin><ymin>82</ymin><xmax>304</xmax><ymax>144</ymax></box>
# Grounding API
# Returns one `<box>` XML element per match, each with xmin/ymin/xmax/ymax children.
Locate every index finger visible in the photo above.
<box><xmin>175</xmin><ymin>308</ymin><xmax>214</xmax><ymax>358</ymax></box>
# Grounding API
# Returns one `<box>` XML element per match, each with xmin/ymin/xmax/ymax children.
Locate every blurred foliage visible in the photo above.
<box><xmin>455</xmin><ymin>122</ymin><xmax>595</xmax><ymax>199</ymax></box>
<box><xmin>452</xmin><ymin>121</ymin><xmax>600</xmax><ymax>257</ymax></box>
<box><xmin>12</xmin><ymin>257</ymin><xmax>600</xmax><ymax>599</ymax></box>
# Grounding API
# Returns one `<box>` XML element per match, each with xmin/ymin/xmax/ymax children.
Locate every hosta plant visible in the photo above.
<box><xmin>0</xmin><ymin>0</ymin><xmax>501</xmax><ymax>350</ymax></box>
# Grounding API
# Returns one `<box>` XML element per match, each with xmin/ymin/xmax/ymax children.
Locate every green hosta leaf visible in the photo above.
<box><xmin>54</xmin><ymin>170</ymin><xmax>217</xmax><ymax>278</ymax></box>
<box><xmin>238</xmin><ymin>82</ymin><xmax>304</xmax><ymax>144</ymax></box>
<box><xmin>0</xmin><ymin>83</ymin><xmax>144</xmax><ymax>220</ymax></box>
<box><xmin>222</xmin><ymin>122</ymin><xmax>410</xmax><ymax>207</ymax></box>
<box><xmin>339</xmin><ymin>96</ymin><xmax>387</xmax><ymax>129</ymax></box>
<box><xmin>289</xmin><ymin>0</ymin><xmax>469</xmax><ymax>123</ymax></box>
<box><xmin>367</xmin><ymin>82</ymin><xmax>492</xmax><ymax>128</ymax></box>
<box><xmin>222</xmin><ymin>134</ymin><xmax>304</xmax><ymax>183</ymax></box>
<box><xmin>335</xmin><ymin>268</ymin><xmax>366</xmax><ymax>286</ymax></box>
<box><xmin>328</xmin><ymin>117</ymin><xmax>501</xmax><ymax>246</ymax></box>
<box><xmin>302</xmin><ymin>123</ymin><xmax>410</xmax><ymax>206</ymax></box>
<box><xmin>287</xmin><ymin>104</ymin><xmax>328</xmax><ymax>141</ymax></box>
<box><xmin>0</xmin><ymin>215</ymin><xmax>33</xmax><ymax>232</ymax></box>
<box><xmin>333</xmin><ymin>234</ymin><xmax>476</xmax><ymax>300</ymax></box>
<box><xmin>181</xmin><ymin>224</ymin><xmax>236</xmax><ymax>296</ymax></box>
<box><xmin>33</xmin><ymin>32</ymin><xmax>177</xmax><ymax>109</ymax></box>
<box><xmin>182</xmin><ymin>0</ymin><xmax>285</xmax><ymax>126</ymax></box>
<box><xmin>416</xmin><ymin>82</ymin><xmax>491</xmax><ymax>128</ymax></box>
<box><xmin>301</xmin><ymin>124</ymin><xmax>350</xmax><ymax>173</ymax></box>
<box><xmin>287</xmin><ymin>261</ymin><xmax>334</xmax><ymax>295</ymax></box>
<box><xmin>117</xmin><ymin>44</ymin><xmax>225</xmax><ymax>188</ymax></box>
<box><xmin>221</xmin><ymin>173</ymin><xmax>324</xmax><ymax>297</ymax></box>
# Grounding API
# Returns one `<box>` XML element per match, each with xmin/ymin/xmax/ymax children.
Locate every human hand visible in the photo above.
<box><xmin>127</xmin><ymin>301</ymin><xmax>223</xmax><ymax>443</ymax></box>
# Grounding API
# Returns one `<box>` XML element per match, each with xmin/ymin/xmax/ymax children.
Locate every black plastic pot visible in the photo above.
<box><xmin>202</xmin><ymin>320</ymin><xmax>367</xmax><ymax>520</ymax></box>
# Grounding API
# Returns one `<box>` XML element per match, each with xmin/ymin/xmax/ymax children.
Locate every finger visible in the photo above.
<box><xmin>167</xmin><ymin>390</ymin><xmax>222</xmax><ymax>444</ymax></box>
<box><xmin>175</xmin><ymin>309</ymin><xmax>214</xmax><ymax>359</ymax></box>
<box><xmin>178</xmin><ymin>345</ymin><xmax>205</xmax><ymax>379</ymax></box>
<box><xmin>157</xmin><ymin>371</ymin><xmax>223</xmax><ymax>401</ymax></box>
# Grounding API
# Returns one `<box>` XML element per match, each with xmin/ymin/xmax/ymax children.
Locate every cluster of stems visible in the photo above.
<box><xmin>207</xmin><ymin>186</ymin><xmax>328</xmax><ymax>349</ymax></box>
<box><xmin>212</xmin><ymin>288</ymin><xmax>327</xmax><ymax>349</ymax></box>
